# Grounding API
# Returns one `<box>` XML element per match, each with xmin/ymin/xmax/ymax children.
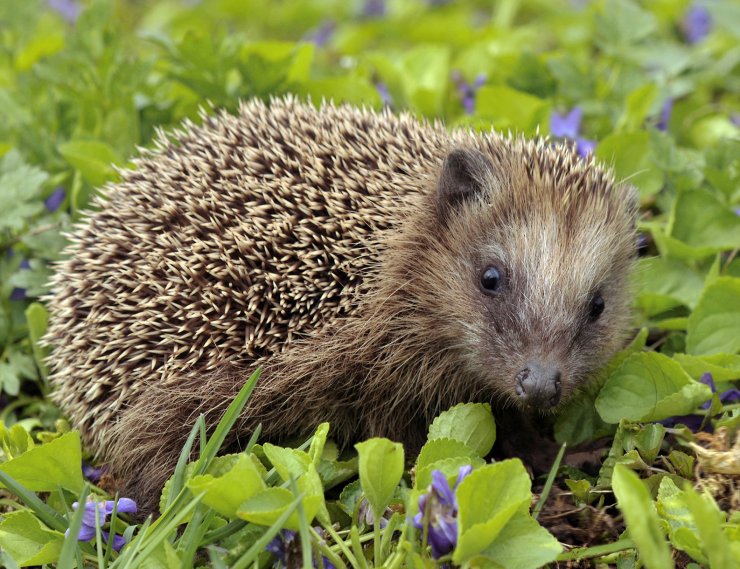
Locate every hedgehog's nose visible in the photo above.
<box><xmin>515</xmin><ymin>363</ymin><xmax>562</xmax><ymax>409</ymax></box>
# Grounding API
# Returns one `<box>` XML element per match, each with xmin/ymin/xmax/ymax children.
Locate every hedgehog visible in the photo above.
<box><xmin>45</xmin><ymin>96</ymin><xmax>637</xmax><ymax>514</ymax></box>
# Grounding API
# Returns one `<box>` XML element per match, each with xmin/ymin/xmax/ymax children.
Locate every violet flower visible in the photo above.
<box><xmin>452</xmin><ymin>71</ymin><xmax>486</xmax><ymax>115</ymax></box>
<box><xmin>305</xmin><ymin>21</ymin><xmax>335</xmax><ymax>47</ymax></box>
<box><xmin>10</xmin><ymin>258</ymin><xmax>31</xmax><ymax>301</ymax></box>
<box><xmin>363</xmin><ymin>0</ymin><xmax>386</xmax><ymax>18</ymax></box>
<box><xmin>376</xmin><ymin>81</ymin><xmax>393</xmax><ymax>107</ymax></box>
<box><xmin>266</xmin><ymin>529</ymin><xmax>336</xmax><ymax>569</ymax></box>
<box><xmin>682</xmin><ymin>4</ymin><xmax>712</xmax><ymax>44</ymax></box>
<box><xmin>82</xmin><ymin>462</ymin><xmax>106</xmax><ymax>483</ymax></box>
<box><xmin>413</xmin><ymin>465</ymin><xmax>472</xmax><ymax>559</ymax></box>
<box><xmin>66</xmin><ymin>498</ymin><xmax>137</xmax><ymax>552</ymax></box>
<box><xmin>45</xmin><ymin>187</ymin><xmax>66</xmax><ymax>212</ymax></box>
<box><xmin>656</xmin><ymin>98</ymin><xmax>673</xmax><ymax>131</ymax></box>
<box><xmin>550</xmin><ymin>107</ymin><xmax>596</xmax><ymax>158</ymax></box>
<box><xmin>48</xmin><ymin>0</ymin><xmax>81</xmax><ymax>24</ymax></box>
<box><xmin>660</xmin><ymin>372</ymin><xmax>740</xmax><ymax>432</ymax></box>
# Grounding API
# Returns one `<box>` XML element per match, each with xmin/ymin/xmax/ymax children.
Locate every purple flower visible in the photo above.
<box><xmin>550</xmin><ymin>108</ymin><xmax>582</xmax><ymax>139</ymax></box>
<box><xmin>550</xmin><ymin>107</ymin><xmax>597</xmax><ymax>158</ymax></box>
<box><xmin>682</xmin><ymin>4</ymin><xmax>712</xmax><ymax>44</ymax></box>
<box><xmin>731</xmin><ymin>114</ymin><xmax>740</xmax><ymax>128</ymax></box>
<box><xmin>661</xmin><ymin>373</ymin><xmax>740</xmax><ymax>432</ymax></box>
<box><xmin>363</xmin><ymin>0</ymin><xmax>386</xmax><ymax>17</ymax></box>
<box><xmin>413</xmin><ymin>465</ymin><xmax>472</xmax><ymax>559</ymax></box>
<box><xmin>375</xmin><ymin>82</ymin><xmax>393</xmax><ymax>107</ymax></box>
<box><xmin>10</xmin><ymin>288</ymin><xmax>26</xmax><ymax>301</ymax></box>
<box><xmin>452</xmin><ymin>71</ymin><xmax>486</xmax><ymax>115</ymax></box>
<box><xmin>305</xmin><ymin>20</ymin><xmax>335</xmax><ymax>47</ymax></box>
<box><xmin>82</xmin><ymin>462</ymin><xmax>106</xmax><ymax>482</ymax></box>
<box><xmin>656</xmin><ymin>98</ymin><xmax>673</xmax><ymax>131</ymax></box>
<box><xmin>66</xmin><ymin>498</ymin><xmax>137</xmax><ymax>552</ymax></box>
<box><xmin>48</xmin><ymin>0</ymin><xmax>81</xmax><ymax>24</ymax></box>
<box><xmin>45</xmin><ymin>187</ymin><xmax>66</xmax><ymax>212</ymax></box>
<box><xmin>266</xmin><ymin>529</ymin><xmax>336</xmax><ymax>569</ymax></box>
<box><xmin>358</xmin><ymin>497</ymin><xmax>389</xmax><ymax>528</ymax></box>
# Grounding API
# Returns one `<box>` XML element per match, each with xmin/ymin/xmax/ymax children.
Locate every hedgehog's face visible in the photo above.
<box><xmin>430</xmin><ymin>146</ymin><xmax>637</xmax><ymax>411</ymax></box>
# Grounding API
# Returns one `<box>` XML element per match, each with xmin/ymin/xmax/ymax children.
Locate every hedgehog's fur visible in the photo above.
<box><xmin>46</xmin><ymin>97</ymin><xmax>637</xmax><ymax>513</ymax></box>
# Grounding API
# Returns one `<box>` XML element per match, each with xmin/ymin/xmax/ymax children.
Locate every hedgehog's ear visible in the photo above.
<box><xmin>436</xmin><ymin>147</ymin><xmax>495</xmax><ymax>224</ymax></box>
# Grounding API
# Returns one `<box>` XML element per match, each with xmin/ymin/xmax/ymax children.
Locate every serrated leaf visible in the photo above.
<box><xmin>416</xmin><ymin>438</ymin><xmax>478</xmax><ymax>472</ymax></box>
<box><xmin>0</xmin><ymin>150</ymin><xmax>47</xmax><ymax>232</ymax></box>
<box><xmin>427</xmin><ymin>402</ymin><xmax>496</xmax><ymax>457</ymax></box>
<box><xmin>477</xmin><ymin>511</ymin><xmax>561</xmax><ymax>569</ymax></box>
<box><xmin>262</xmin><ymin>443</ymin><xmax>311</xmax><ymax>482</ymax></box>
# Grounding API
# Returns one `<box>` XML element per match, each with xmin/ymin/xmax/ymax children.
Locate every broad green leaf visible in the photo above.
<box><xmin>355</xmin><ymin>438</ymin><xmax>404</xmax><ymax>520</ymax></box>
<box><xmin>415</xmin><ymin>455</ymin><xmax>485</xmax><ymax>490</ymax></box>
<box><xmin>262</xmin><ymin>443</ymin><xmax>311</xmax><ymax>482</ymax></box>
<box><xmin>669</xmin><ymin>189</ymin><xmax>740</xmax><ymax>251</ymax></box>
<box><xmin>687</xmin><ymin>277</ymin><xmax>740</xmax><ymax>355</ymax></box>
<box><xmin>454</xmin><ymin>460</ymin><xmax>533</xmax><ymax>564</ymax></box>
<box><xmin>187</xmin><ymin>453</ymin><xmax>265</xmax><ymax>518</ymax></box>
<box><xmin>0</xmin><ymin>423</ymin><xmax>34</xmax><ymax>459</ymax></box>
<box><xmin>427</xmin><ymin>402</ymin><xmax>496</xmax><ymax>457</ymax></box>
<box><xmin>58</xmin><ymin>140</ymin><xmax>122</xmax><ymax>187</ymax></box>
<box><xmin>237</xmin><ymin>487</ymin><xmax>298</xmax><ymax>529</ymax></box>
<box><xmin>475</xmin><ymin>511</ymin><xmax>561</xmax><ymax>569</ymax></box>
<box><xmin>596</xmin><ymin>132</ymin><xmax>663</xmax><ymax>198</ymax></box>
<box><xmin>673</xmin><ymin>353</ymin><xmax>740</xmax><ymax>381</ymax></box>
<box><xmin>416</xmin><ymin>437</ymin><xmax>478</xmax><ymax>473</ymax></box>
<box><xmin>617</xmin><ymin>83</ymin><xmax>657</xmax><ymax>132</ymax></box>
<box><xmin>476</xmin><ymin>85</ymin><xmax>550</xmax><ymax>135</ymax></box>
<box><xmin>0</xmin><ymin>510</ymin><xmax>64</xmax><ymax>566</ymax></box>
<box><xmin>555</xmin><ymin>329</ymin><xmax>648</xmax><ymax>445</ymax></box>
<box><xmin>0</xmin><ymin>431</ymin><xmax>83</xmax><ymax>492</ymax></box>
<box><xmin>612</xmin><ymin>464</ymin><xmax>672</xmax><ymax>569</ymax></box>
<box><xmin>634</xmin><ymin>257</ymin><xmax>706</xmax><ymax>315</ymax></box>
<box><xmin>596</xmin><ymin>352</ymin><xmax>713</xmax><ymax>423</ymax></box>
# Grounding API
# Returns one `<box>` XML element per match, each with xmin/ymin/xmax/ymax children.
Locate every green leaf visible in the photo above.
<box><xmin>0</xmin><ymin>150</ymin><xmax>47</xmax><ymax>232</ymax></box>
<box><xmin>687</xmin><ymin>277</ymin><xmax>740</xmax><ymax>355</ymax></box>
<box><xmin>475</xmin><ymin>512</ymin><xmax>561</xmax><ymax>569</ymax></box>
<box><xmin>673</xmin><ymin>353</ymin><xmax>740</xmax><ymax>381</ymax></box>
<box><xmin>656</xmin><ymin>477</ymin><xmax>706</xmax><ymax>564</ymax></box>
<box><xmin>634</xmin><ymin>257</ymin><xmax>706</xmax><ymax>316</ymax></box>
<box><xmin>58</xmin><ymin>140</ymin><xmax>123</xmax><ymax>187</ymax></box>
<box><xmin>262</xmin><ymin>443</ymin><xmax>311</xmax><ymax>482</ymax></box>
<box><xmin>354</xmin><ymin>438</ymin><xmax>404</xmax><ymax>520</ymax></box>
<box><xmin>596</xmin><ymin>132</ymin><xmax>663</xmax><ymax>198</ymax></box>
<box><xmin>454</xmin><ymin>460</ymin><xmax>532</xmax><ymax>565</ymax></box>
<box><xmin>0</xmin><ymin>510</ymin><xmax>64</xmax><ymax>566</ymax></box>
<box><xmin>24</xmin><ymin>302</ymin><xmax>48</xmax><ymax>378</ymax></box>
<box><xmin>0</xmin><ymin>431</ymin><xmax>83</xmax><ymax>492</ymax></box>
<box><xmin>476</xmin><ymin>85</ymin><xmax>550</xmax><ymax>135</ymax></box>
<box><xmin>237</xmin><ymin>487</ymin><xmax>296</xmax><ymax>527</ymax></box>
<box><xmin>680</xmin><ymin>485</ymin><xmax>737</xmax><ymax>569</ymax></box>
<box><xmin>612</xmin><ymin>464</ymin><xmax>672</xmax><ymax>569</ymax></box>
<box><xmin>416</xmin><ymin>438</ymin><xmax>478</xmax><ymax>473</ymax></box>
<box><xmin>187</xmin><ymin>454</ymin><xmax>265</xmax><ymax>518</ymax></box>
<box><xmin>670</xmin><ymin>189</ymin><xmax>740</xmax><ymax>251</ymax></box>
<box><xmin>427</xmin><ymin>402</ymin><xmax>496</xmax><ymax>457</ymax></box>
<box><xmin>555</xmin><ymin>329</ymin><xmax>647</xmax><ymax>445</ymax></box>
<box><xmin>596</xmin><ymin>352</ymin><xmax>713</xmax><ymax>423</ymax></box>
<box><xmin>616</xmin><ymin>83</ymin><xmax>658</xmax><ymax>132</ymax></box>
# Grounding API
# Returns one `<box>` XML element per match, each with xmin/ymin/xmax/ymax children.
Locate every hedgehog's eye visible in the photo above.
<box><xmin>588</xmin><ymin>294</ymin><xmax>605</xmax><ymax>321</ymax></box>
<box><xmin>480</xmin><ymin>266</ymin><xmax>503</xmax><ymax>294</ymax></box>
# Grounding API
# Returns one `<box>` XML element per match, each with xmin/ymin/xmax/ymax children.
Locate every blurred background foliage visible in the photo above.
<box><xmin>0</xmin><ymin>0</ymin><xmax>738</xmax><ymax>431</ymax></box>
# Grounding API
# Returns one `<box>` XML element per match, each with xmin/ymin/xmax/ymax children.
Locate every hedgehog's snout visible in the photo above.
<box><xmin>515</xmin><ymin>363</ymin><xmax>562</xmax><ymax>409</ymax></box>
